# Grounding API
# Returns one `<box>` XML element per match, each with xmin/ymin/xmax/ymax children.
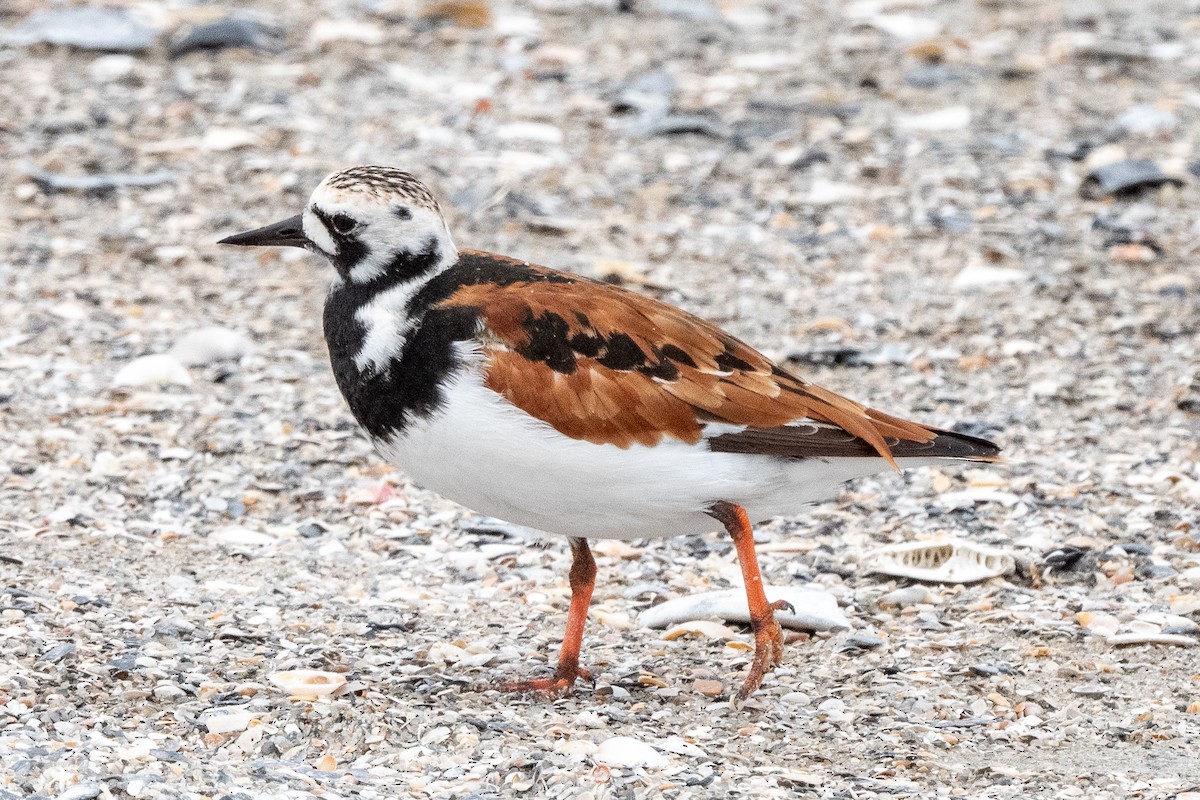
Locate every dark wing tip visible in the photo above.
<box><xmin>891</xmin><ymin>427</ymin><xmax>1002</xmax><ymax>461</ymax></box>
<box><xmin>707</xmin><ymin>423</ymin><xmax>1002</xmax><ymax>462</ymax></box>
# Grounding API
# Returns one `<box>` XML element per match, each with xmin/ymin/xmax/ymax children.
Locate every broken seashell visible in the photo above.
<box><xmin>1107</xmin><ymin>632</ymin><xmax>1197</xmax><ymax>647</ymax></box>
<box><xmin>169</xmin><ymin>326</ymin><xmax>253</xmax><ymax>366</ymax></box>
<box><xmin>876</xmin><ymin>585</ymin><xmax>934</xmax><ymax>609</ymax></box>
<box><xmin>862</xmin><ymin>539</ymin><xmax>1015</xmax><ymax>583</ymax></box>
<box><xmin>113</xmin><ymin>354</ymin><xmax>192</xmax><ymax>387</ymax></box>
<box><xmin>1076</xmin><ymin>611</ymin><xmax>1120</xmax><ymax>638</ymax></box>
<box><xmin>268</xmin><ymin>669</ymin><xmax>348</xmax><ymax>700</ymax></box>
<box><xmin>662</xmin><ymin>619</ymin><xmax>739</xmax><ymax>641</ymax></box>
<box><xmin>209</xmin><ymin>527</ymin><xmax>276</xmax><ymax>549</ymax></box>
<box><xmin>202</xmin><ymin>709</ymin><xmax>259</xmax><ymax>733</ymax></box>
<box><xmin>594</xmin><ymin>736</ymin><xmax>669</xmax><ymax>769</ymax></box>
<box><xmin>639</xmin><ymin>587</ymin><xmax>849</xmax><ymax>632</ymax></box>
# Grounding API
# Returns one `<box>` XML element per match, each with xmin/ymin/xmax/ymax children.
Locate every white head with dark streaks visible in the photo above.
<box><xmin>220</xmin><ymin>166</ymin><xmax>458</xmax><ymax>286</ymax></box>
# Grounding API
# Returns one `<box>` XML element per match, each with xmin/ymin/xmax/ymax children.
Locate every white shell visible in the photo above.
<box><xmin>1107</xmin><ymin>633</ymin><xmax>1197</xmax><ymax>647</ymax></box>
<box><xmin>952</xmin><ymin>265</ymin><xmax>1028</xmax><ymax>291</ymax></box>
<box><xmin>209</xmin><ymin>527</ymin><xmax>276</xmax><ymax>548</ymax></box>
<box><xmin>113</xmin><ymin>354</ymin><xmax>192</xmax><ymax>387</ymax></box>
<box><xmin>861</xmin><ymin>539</ymin><xmax>1015</xmax><ymax>583</ymax></box>
<box><xmin>875</xmin><ymin>585</ymin><xmax>934</xmax><ymax>609</ymax></box>
<box><xmin>169</xmin><ymin>326</ymin><xmax>253</xmax><ymax>366</ymax></box>
<box><xmin>594</xmin><ymin>736</ymin><xmax>669</xmax><ymax>769</ymax></box>
<box><xmin>896</xmin><ymin>105</ymin><xmax>972</xmax><ymax>132</ymax></box>
<box><xmin>202</xmin><ymin>709</ymin><xmax>259</xmax><ymax>733</ymax></box>
<box><xmin>655</xmin><ymin>736</ymin><xmax>707</xmax><ymax>757</ymax></box>
<box><xmin>268</xmin><ymin>669</ymin><xmax>347</xmax><ymax>699</ymax></box>
<box><xmin>639</xmin><ymin>587</ymin><xmax>850</xmax><ymax>632</ymax></box>
<box><xmin>661</xmin><ymin>619</ymin><xmax>739</xmax><ymax>641</ymax></box>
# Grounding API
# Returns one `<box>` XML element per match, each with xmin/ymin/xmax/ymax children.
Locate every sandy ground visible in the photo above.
<box><xmin>2</xmin><ymin>0</ymin><xmax>1200</xmax><ymax>797</ymax></box>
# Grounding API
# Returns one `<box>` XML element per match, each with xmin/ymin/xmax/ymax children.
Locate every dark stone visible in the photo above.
<box><xmin>169</xmin><ymin>18</ymin><xmax>284</xmax><ymax>58</ymax></box>
<box><xmin>1082</xmin><ymin>159</ymin><xmax>1183</xmax><ymax>198</ymax></box>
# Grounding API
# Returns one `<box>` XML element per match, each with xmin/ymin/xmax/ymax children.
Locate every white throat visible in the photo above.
<box><xmin>351</xmin><ymin>280</ymin><xmax>426</xmax><ymax>374</ymax></box>
<box><xmin>343</xmin><ymin>242</ymin><xmax>458</xmax><ymax>376</ymax></box>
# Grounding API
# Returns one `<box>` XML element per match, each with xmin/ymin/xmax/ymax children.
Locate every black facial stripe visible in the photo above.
<box><xmin>309</xmin><ymin>206</ymin><xmax>369</xmax><ymax>274</ymax></box>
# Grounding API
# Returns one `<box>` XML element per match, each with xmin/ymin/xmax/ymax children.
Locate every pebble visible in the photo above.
<box><xmin>209</xmin><ymin>527</ymin><xmax>276</xmax><ymax>548</ymax></box>
<box><xmin>169</xmin><ymin>327</ymin><xmax>254</xmax><ymax>366</ymax></box>
<box><xmin>896</xmin><ymin>106</ymin><xmax>971</xmax><ymax>132</ymax></box>
<box><xmin>152</xmin><ymin>683</ymin><xmax>186</xmax><ymax>700</ymax></box>
<box><xmin>55</xmin><ymin>783</ymin><xmax>102</xmax><ymax>800</ymax></box>
<box><xmin>867</xmin><ymin>14</ymin><xmax>943</xmax><ymax>42</ymax></box>
<box><xmin>1113</xmin><ymin>105</ymin><xmax>1176</xmax><ymax>136</ymax></box>
<box><xmin>202</xmin><ymin>128</ymin><xmax>259</xmax><ymax>152</ymax></box>
<box><xmin>495</xmin><ymin>122</ymin><xmax>565</xmax><ymax>145</ymax></box>
<box><xmin>638</xmin><ymin>114</ymin><xmax>730</xmax><ymax>139</ymax></box>
<box><xmin>88</xmin><ymin>54</ymin><xmax>137</xmax><ymax>82</ymax></box>
<box><xmin>308</xmin><ymin>19</ymin><xmax>384</xmax><ymax>48</ymax></box>
<box><xmin>112</xmin><ymin>354</ymin><xmax>193</xmax><ymax>387</ymax></box>
<box><xmin>1084</xmin><ymin>159</ymin><xmax>1182</xmax><ymax>197</ymax></box>
<box><xmin>639</xmin><ymin>587</ymin><xmax>850</xmax><ymax>631</ymax></box>
<box><xmin>612</xmin><ymin>68</ymin><xmax>676</xmax><ymax>116</ymax></box>
<box><xmin>800</xmin><ymin>180</ymin><xmax>866</xmax><ymax>206</ymax></box>
<box><xmin>169</xmin><ymin>18</ymin><xmax>283</xmax><ymax>58</ymax></box>
<box><xmin>593</xmin><ymin>736</ymin><xmax>669</xmax><ymax>769</ymax></box>
<box><xmin>4</xmin><ymin>8</ymin><xmax>157</xmax><ymax>51</ymax></box>
<box><xmin>951</xmin><ymin>265</ymin><xmax>1028</xmax><ymax>291</ymax></box>
<box><xmin>692</xmin><ymin>679</ymin><xmax>724</xmax><ymax>696</ymax></box>
<box><xmin>937</xmin><ymin>488</ymin><xmax>1023</xmax><ymax>508</ymax></box>
<box><xmin>1179</xmin><ymin>566</ymin><xmax>1200</xmax><ymax>588</ymax></box>
<box><xmin>876</xmin><ymin>585</ymin><xmax>933</xmax><ymax>609</ymax></box>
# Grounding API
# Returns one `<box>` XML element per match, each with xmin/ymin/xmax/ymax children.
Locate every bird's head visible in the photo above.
<box><xmin>220</xmin><ymin>166</ymin><xmax>457</xmax><ymax>285</ymax></box>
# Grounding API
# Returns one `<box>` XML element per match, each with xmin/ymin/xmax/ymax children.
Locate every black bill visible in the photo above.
<box><xmin>218</xmin><ymin>214</ymin><xmax>308</xmax><ymax>248</ymax></box>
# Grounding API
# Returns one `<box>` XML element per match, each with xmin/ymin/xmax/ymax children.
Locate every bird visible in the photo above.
<box><xmin>219</xmin><ymin>166</ymin><xmax>1001</xmax><ymax>703</ymax></box>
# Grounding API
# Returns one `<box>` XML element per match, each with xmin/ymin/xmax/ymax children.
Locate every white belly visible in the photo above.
<box><xmin>371</xmin><ymin>367</ymin><xmax>909</xmax><ymax>540</ymax></box>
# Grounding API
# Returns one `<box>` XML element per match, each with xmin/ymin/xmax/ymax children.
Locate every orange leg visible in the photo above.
<box><xmin>499</xmin><ymin>537</ymin><xmax>595</xmax><ymax>698</ymax></box>
<box><xmin>708</xmin><ymin>501</ymin><xmax>791</xmax><ymax>702</ymax></box>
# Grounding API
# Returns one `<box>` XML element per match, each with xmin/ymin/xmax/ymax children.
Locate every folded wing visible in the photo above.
<box><xmin>436</xmin><ymin>251</ymin><xmax>999</xmax><ymax>466</ymax></box>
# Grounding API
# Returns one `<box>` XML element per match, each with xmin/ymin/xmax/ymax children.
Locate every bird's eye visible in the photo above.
<box><xmin>393</xmin><ymin>206</ymin><xmax>412</xmax><ymax>220</ymax></box>
<box><xmin>330</xmin><ymin>213</ymin><xmax>357</xmax><ymax>234</ymax></box>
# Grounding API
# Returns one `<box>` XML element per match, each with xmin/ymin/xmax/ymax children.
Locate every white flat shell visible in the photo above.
<box><xmin>593</xmin><ymin>736</ymin><xmax>669</xmax><ymax>769</ymax></box>
<box><xmin>169</xmin><ymin>326</ymin><xmax>253</xmax><ymax>366</ymax></box>
<box><xmin>113</xmin><ymin>354</ymin><xmax>192</xmax><ymax>387</ymax></box>
<box><xmin>202</xmin><ymin>709</ymin><xmax>259</xmax><ymax>733</ymax></box>
<box><xmin>639</xmin><ymin>586</ymin><xmax>850</xmax><ymax>631</ymax></box>
<box><xmin>1107</xmin><ymin>633</ymin><xmax>1197</xmax><ymax>647</ymax></box>
<box><xmin>268</xmin><ymin>669</ymin><xmax>348</xmax><ymax>700</ymax></box>
<box><xmin>862</xmin><ymin>538</ymin><xmax>1015</xmax><ymax>583</ymax></box>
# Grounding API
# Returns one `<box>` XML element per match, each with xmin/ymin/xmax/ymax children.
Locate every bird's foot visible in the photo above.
<box><xmin>735</xmin><ymin>599</ymin><xmax>792</xmax><ymax>704</ymax></box>
<box><xmin>497</xmin><ymin>666</ymin><xmax>592</xmax><ymax>699</ymax></box>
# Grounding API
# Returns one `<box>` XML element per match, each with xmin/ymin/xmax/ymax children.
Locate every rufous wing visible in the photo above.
<box><xmin>436</xmin><ymin>251</ymin><xmax>954</xmax><ymax>465</ymax></box>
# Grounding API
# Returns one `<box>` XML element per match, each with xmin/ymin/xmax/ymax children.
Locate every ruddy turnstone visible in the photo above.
<box><xmin>220</xmin><ymin>166</ymin><xmax>1000</xmax><ymax>702</ymax></box>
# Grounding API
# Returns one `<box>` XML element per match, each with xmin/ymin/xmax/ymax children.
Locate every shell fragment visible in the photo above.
<box><xmin>862</xmin><ymin>539</ymin><xmax>1015</xmax><ymax>583</ymax></box>
<box><xmin>639</xmin><ymin>587</ymin><xmax>849</xmax><ymax>631</ymax></box>
<box><xmin>268</xmin><ymin>669</ymin><xmax>348</xmax><ymax>700</ymax></box>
